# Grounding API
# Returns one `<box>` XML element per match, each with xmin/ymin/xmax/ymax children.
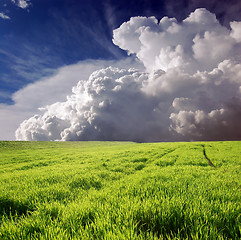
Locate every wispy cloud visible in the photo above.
<box><xmin>1</xmin><ymin>0</ymin><xmax>31</xmax><ymax>21</ymax></box>
<box><xmin>47</xmin><ymin>4</ymin><xmax>123</xmax><ymax>60</ymax></box>
<box><xmin>11</xmin><ymin>0</ymin><xmax>31</xmax><ymax>9</ymax></box>
<box><xmin>0</xmin><ymin>12</ymin><xmax>10</xmax><ymax>20</ymax></box>
<box><xmin>0</xmin><ymin>45</ymin><xmax>60</xmax><ymax>86</ymax></box>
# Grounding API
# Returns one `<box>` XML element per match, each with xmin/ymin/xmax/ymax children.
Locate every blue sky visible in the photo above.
<box><xmin>0</xmin><ymin>0</ymin><xmax>122</xmax><ymax>104</ymax></box>
<box><xmin>0</xmin><ymin>0</ymin><xmax>241</xmax><ymax>140</ymax></box>
<box><xmin>0</xmin><ymin>0</ymin><xmax>166</xmax><ymax>104</ymax></box>
<box><xmin>1</xmin><ymin>0</ymin><xmax>240</xmax><ymax>104</ymax></box>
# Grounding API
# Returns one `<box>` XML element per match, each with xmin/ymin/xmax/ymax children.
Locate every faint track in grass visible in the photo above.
<box><xmin>155</xmin><ymin>147</ymin><xmax>180</xmax><ymax>167</ymax></box>
<box><xmin>158</xmin><ymin>148</ymin><xmax>177</xmax><ymax>158</ymax></box>
<box><xmin>202</xmin><ymin>145</ymin><xmax>215</xmax><ymax>167</ymax></box>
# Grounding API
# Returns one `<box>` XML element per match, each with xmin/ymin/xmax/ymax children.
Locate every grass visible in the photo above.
<box><xmin>0</xmin><ymin>141</ymin><xmax>240</xmax><ymax>239</ymax></box>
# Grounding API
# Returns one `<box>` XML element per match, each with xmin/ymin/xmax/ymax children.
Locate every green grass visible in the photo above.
<box><xmin>0</xmin><ymin>141</ymin><xmax>240</xmax><ymax>239</ymax></box>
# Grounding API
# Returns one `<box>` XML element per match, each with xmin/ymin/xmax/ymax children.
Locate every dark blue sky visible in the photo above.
<box><xmin>0</xmin><ymin>0</ymin><xmax>240</xmax><ymax>104</ymax></box>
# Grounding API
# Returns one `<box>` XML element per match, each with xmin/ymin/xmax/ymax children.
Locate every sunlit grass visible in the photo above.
<box><xmin>0</xmin><ymin>141</ymin><xmax>240</xmax><ymax>239</ymax></box>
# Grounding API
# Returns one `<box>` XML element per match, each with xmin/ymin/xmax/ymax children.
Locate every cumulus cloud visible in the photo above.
<box><xmin>0</xmin><ymin>58</ymin><xmax>142</xmax><ymax>140</ymax></box>
<box><xmin>16</xmin><ymin>8</ymin><xmax>241</xmax><ymax>141</ymax></box>
<box><xmin>113</xmin><ymin>8</ymin><xmax>241</xmax><ymax>73</ymax></box>
<box><xmin>16</xmin><ymin>67</ymin><xmax>170</xmax><ymax>142</ymax></box>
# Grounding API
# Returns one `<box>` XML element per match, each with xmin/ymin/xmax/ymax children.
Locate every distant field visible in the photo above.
<box><xmin>0</xmin><ymin>141</ymin><xmax>240</xmax><ymax>239</ymax></box>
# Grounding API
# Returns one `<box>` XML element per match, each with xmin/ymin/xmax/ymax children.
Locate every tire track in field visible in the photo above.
<box><xmin>202</xmin><ymin>145</ymin><xmax>215</xmax><ymax>167</ymax></box>
<box><xmin>156</xmin><ymin>147</ymin><xmax>181</xmax><ymax>161</ymax></box>
<box><xmin>158</xmin><ymin>148</ymin><xmax>178</xmax><ymax>158</ymax></box>
<box><xmin>155</xmin><ymin>147</ymin><xmax>180</xmax><ymax>167</ymax></box>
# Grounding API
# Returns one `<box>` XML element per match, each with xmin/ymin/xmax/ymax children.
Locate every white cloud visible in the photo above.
<box><xmin>0</xmin><ymin>12</ymin><xmax>10</xmax><ymax>20</ymax></box>
<box><xmin>11</xmin><ymin>0</ymin><xmax>31</xmax><ymax>9</ymax></box>
<box><xmin>0</xmin><ymin>58</ymin><xmax>143</xmax><ymax>140</ymax></box>
<box><xmin>168</xmin><ymin>58</ymin><xmax>241</xmax><ymax>141</ymax></box>
<box><xmin>170</xmin><ymin>105</ymin><xmax>241</xmax><ymax>141</ymax></box>
<box><xmin>113</xmin><ymin>8</ymin><xmax>240</xmax><ymax>73</ymax></box>
<box><xmin>230</xmin><ymin>21</ymin><xmax>241</xmax><ymax>42</ymax></box>
<box><xmin>16</xmin><ymin>67</ymin><xmax>152</xmax><ymax>141</ymax></box>
<box><xmin>11</xmin><ymin>8</ymin><xmax>241</xmax><ymax>141</ymax></box>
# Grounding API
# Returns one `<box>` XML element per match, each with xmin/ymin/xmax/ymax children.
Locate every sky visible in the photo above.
<box><xmin>0</xmin><ymin>0</ymin><xmax>241</xmax><ymax>141</ymax></box>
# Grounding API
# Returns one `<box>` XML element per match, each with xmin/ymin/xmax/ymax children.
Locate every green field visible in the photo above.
<box><xmin>0</xmin><ymin>141</ymin><xmax>240</xmax><ymax>239</ymax></box>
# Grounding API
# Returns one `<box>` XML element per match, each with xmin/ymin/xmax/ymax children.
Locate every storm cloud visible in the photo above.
<box><xmin>16</xmin><ymin>8</ymin><xmax>241</xmax><ymax>141</ymax></box>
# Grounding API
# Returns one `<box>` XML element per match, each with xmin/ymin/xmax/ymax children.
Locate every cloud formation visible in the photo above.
<box><xmin>16</xmin><ymin>8</ymin><xmax>241</xmax><ymax>141</ymax></box>
<box><xmin>113</xmin><ymin>8</ymin><xmax>241</xmax><ymax>73</ymax></box>
<box><xmin>0</xmin><ymin>58</ymin><xmax>142</xmax><ymax>140</ymax></box>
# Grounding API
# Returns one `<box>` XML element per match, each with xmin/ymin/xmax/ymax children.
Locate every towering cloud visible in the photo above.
<box><xmin>113</xmin><ymin>8</ymin><xmax>241</xmax><ymax>73</ymax></box>
<box><xmin>16</xmin><ymin>9</ymin><xmax>241</xmax><ymax>141</ymax></box>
